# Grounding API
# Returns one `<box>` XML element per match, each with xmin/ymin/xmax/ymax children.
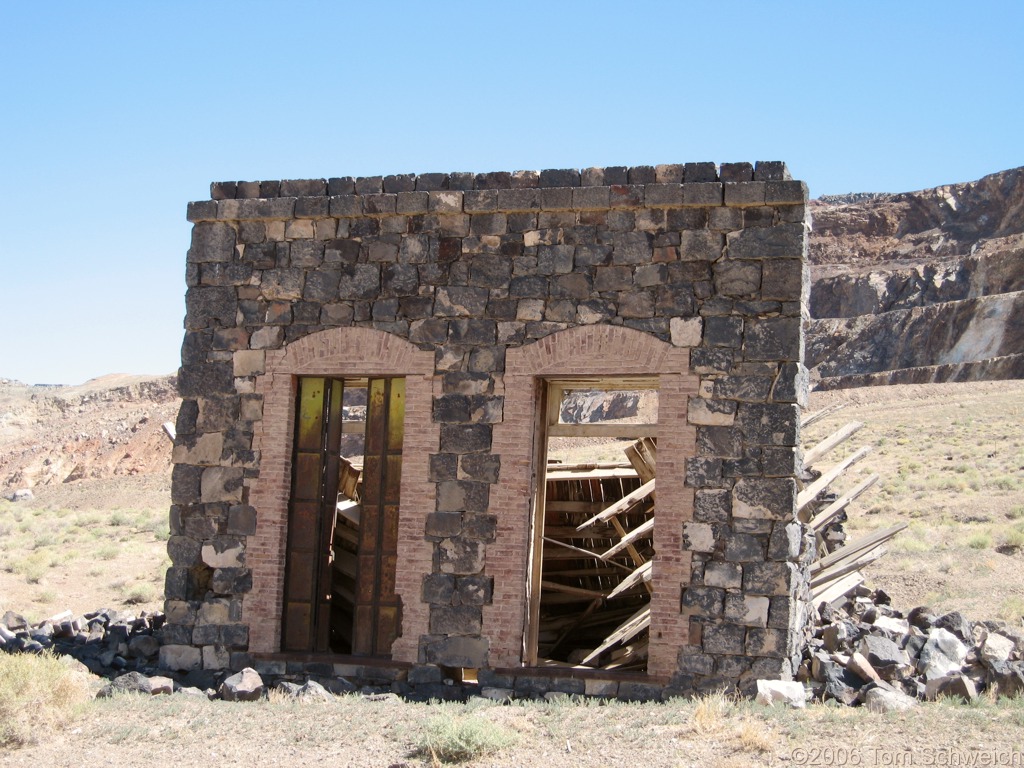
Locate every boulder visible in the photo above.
<box><xmin>96</xmin><ymin>671</ymin><xmax>153</xmax><ymax>698</ymax></box>
<box><xmin>987</xmin><ymin>661</ymin><xmax>1024</xmax><ymax>698</ymax></box>
<box><xmin>933</xmin><ymin>612</ymin><xmax>973</xmax><ymax>644</ymax></box>
<box><xmin>219</xmin><ymin>667</ymin><xmax>264</xmax><ymax>702</ymax></box>
<box><xmin>918</xmin><ymin>628</ymin><xmax>968</xmax><ymax>681</ymax></box>
<box><xmin>754</xmin><ymin>679</ymin><xmax>807</xmax><ymax>708</ymax></box>
<box><xmin>863</xmin><ymin>686</ymin><xmax>919</xmax><ymax>713</ymax></box>
<box><xmin>925</xmin><ymin>673</ymin><xmax>978</xmax><ymax>703</ymax></box>
<box><xmin>858</xmin><ymin>635</ymin><xmax>913</xmax><ymax>681</ymax></box>
<box><xmin>980</xmin><ymin>633</ymin><xmax>1016</xmax><ymax>666</ymax></box>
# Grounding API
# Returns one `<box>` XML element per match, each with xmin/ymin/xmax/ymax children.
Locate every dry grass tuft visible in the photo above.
<box><xmin>0</xmin><ymin>651</ymin><xmax>92</xmax><ymax>748</ymax></box>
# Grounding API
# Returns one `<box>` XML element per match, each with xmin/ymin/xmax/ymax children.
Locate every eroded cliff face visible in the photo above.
<box><xmin>807</xmin><ymin>167</ymin><xmax>1024</xmax><ymax>389</ymax></box>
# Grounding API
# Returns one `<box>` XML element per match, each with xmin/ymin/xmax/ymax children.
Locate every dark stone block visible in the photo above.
<box><xmin>737</xmin><ymin>403</ymin><xmax>799</xmax><ymax>446</ymax></box>
<box><xmin>328</xmin><ymin>177</ymin><xmax>355</xmax><ymax>196</ymax></box>
<box><xmin>694</xmin><ymin>489</ymin><xmax>731</xmax><ymax>523</ymax></box>
<box><xmin>697</xmin><ymin>426</ymin><xmax>742</xmax><ymax>458</ymax></box>
<box><xmin>450</xmin><ymin>319</ymin><xmax>497</xmax><ymax>345</ymax></box>
<box><xmin>508</xmin><ymin>276</ymin><xmax>549</xmax><ymax>298</ymax></box>
<box><xmin>281</xmin><ymin>179</ymin><xmax>327</xmax><ymax>197</ymax></box>
<box><xmin>753</xmin><ymin>161</ymin><xmax>789</xmax><ymax>181</ymax></box>
<box><xmin>211</xmin><ymin>568</ymin><xmax>252</xmax><ymax>595</ymax></box>
<box><xmin>189</xmin><ymin>222</ymin><xmax>236</xmax><ymax>264</ymax></box>
<box><xmin>439</xmin><ymin>424</ymin><xmax>491</xmax><ymax>453</ymax></box>
<box><xmin>175</xmin><ymin>399</ymin><xmax>199</xmax><ymax>437</ymax></box>
<box><xmin>719</xmin><ymin>162</ymin><xmax>754</xmax><ymax>183</ymax></box>
<box><xmin>426</xmin><ymin>512</ymin><xmax>463</xmax><ymax>538</ymax></box>
<box><xmin>455</xmin><ymin>576</ymin><xmax>493</xmax><ymax>606</ymax></box>
<box><xmin>690</xmin><ymin>347</ymin><xmax>734</xmax><ymax>374</ymax></box>
<box><xmin>742</xmin><ymin>562</ymin><xmax>798</xmax><ymax>596</ymax></box>
<box><xmin>703</xmin><ymin>316</ymin><xmax>743</xmax><ymax>348</ymax></box>
<box><xmin>421</xmin><ymin>636</ymin><xmax>488</xmax><ymax>667</ymax></box>
<box><xmin>540</xmin><ymin>168</ymin><xmax>581</xmax><ymax>188</ymax></box>
<box><xmin>686</xmin><ymin>457</ymin><xmax>723</xmax><ymax>488</ymax></box>
<box><xmin>682</xmin><ymin>586</ymin><xmax>725</xmax><ymax>617</ymax></box>
<box><xmin>170</xmin><ymin>464</ymin><xmax>204</xmax><ymax>504</ymax></box>
<box><xmin>302</xmin><ymin>269</ymin><xmax>341</xmax><ymax>303</ymax></box>
<box><xmin>422</xmin><ymin>574</ymin><xmax>456</xmax><ymax>604</ymax></box>
<box><xmin>685</xmin><ymin>162</ymin><xmax>719</xmax><ymax>182</ymax></box>
<box><xmin>727</xmin><ymin>222</ymin><xmax>803</xmax><ymax>260</ymax></box>
<box><xmin>702</xmin><ymin>622</ymin><xmax>746</xmax><ymax>655</ymax></box>
<box><xmin>462</xmin><ymin>514</ymin><xmax>496</xmax><ymax>542</ymax></box>
<box><xmin>724</xmin><ymin>533</ymin><xmax>766</xmax><ymax>562</ymax></box>
<box><xmin>713</xmin><ymin>375</ymin><xmax>772</xmax><ymax>402</ymax></box>
<box><xmin>185</xmin><ymin>286</ymin><xmax>237</xmax><ymax>329</ymax></box>
<box><xmin>744</xmin><ymin>318</ymin><xmax>801</xmax><ymax>362</ymax></box>
<box><xmin>164</xmin><ymin>569</ymin><xmax>189</xmax><ymax>601</ymax></box>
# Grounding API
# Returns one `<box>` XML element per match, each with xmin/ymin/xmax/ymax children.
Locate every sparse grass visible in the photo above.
<box><xmin>966</xmin><ymin>532</ymin><xmax>993</xmax><ymax>550</ymax></box>
<box><xmin>0</xmin><ymin>651</ymin><xmax>91</xmax><ymax>747</ymax></box>
<box><xmin>121</xmin><ymin>582</ymin><xmax>155</xmax><ymax>605</ymax></box>
<box><xmin>414</xmin><ymin>704</ymin><xmax>517</xmax><ymax>763</ymax></box>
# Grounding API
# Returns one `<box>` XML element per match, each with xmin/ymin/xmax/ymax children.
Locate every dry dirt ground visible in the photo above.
<box><xmin>2</xmin><ymin>376</ymin><xmax>1024</xmax><ymax>765</ymax></box>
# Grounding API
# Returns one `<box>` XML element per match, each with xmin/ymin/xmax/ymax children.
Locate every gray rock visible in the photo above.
<box><xmin>96</xmin><ymin>671</ymin><xmax>153</xmax><ymax>698</ymax></box>
<box><xmin>128</xmin><ymin>635</ymin><xmax>161</xmax><ymax>658</ymax></box>
<box><xmin>754</xmin><ymin>679</ymin><xmax>806</xmax><ymax>708</ymax></box>
<box><xmin>864</xmin><ymin>686</ymin><xmax>919</xmax><ymax>712</ymax></box>
<box><xmin>7</xmin><ymin>488</ymin><xmax>33</xmax><ymax>502</ymax></box>
<box><xmin>858</xmin><ymin>635</ymin><xmax>913</xmax><ymax>681</ymax></box>
<box><xmin>918</xmin><ymin>628</ymin><xmax>968</xmax><ymax>681</ymax></box>
<box><xmin>925</xmin><ymin>673</ymin><xmax>978</xmax><ymax>702</ymax></box>
<box><xmin>980</xmin><ymin>633</ymin><xmax>1016</xmax><ymax>666</ymax></box>
<box><xmin>218</xmin><ymin>667</ymin><xmax>264</xmax><ymax>702</ymax></box>
<box><xmin>933</xmin><ymin>612</ymin><xmax>973</xmax><ymax>643</ymax></box>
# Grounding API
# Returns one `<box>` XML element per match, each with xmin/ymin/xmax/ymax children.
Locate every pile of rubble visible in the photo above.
<box><xmin>0</xmin><ymin>608</ymin><xmax>164</xmax><ymax>677</ymax></box>
<box><xmin>801</xmin><ymin>587</ymin><xmax>1024</xmax><ymax>709</ymax></box>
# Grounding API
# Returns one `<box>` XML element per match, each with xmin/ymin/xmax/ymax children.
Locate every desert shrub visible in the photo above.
<box><xmin>966</xmin><ymin>532</ymin><xmax>992</xmax><ymax>550</ymax></box>
<box><xmin>998</xmin><ymin>529</ymin><xmax>1024</xmax><ymax>550</ymax></box>
<box><xmin>97</xmin><ymin>544</ymin><xmax>120</xmax><ymax>560</ymax></box>
<box><xmin>0</xmin><ymin>651</ymin><xmax>91</xmax><ymax>747</ymax></box>
<box><xmin>1007</xmin><ymin>505</ymin><xmax>1024</xmax><ymax>521</ymax></box>
<box><xmin>122</xmin><ymin>582</ymin><xmax>155</xmax><ymax>605</ymax></box>
<box><xmin>414</xmin><ymin>708</ymin><xmax>516</xmax><ymax>763</ymax></box>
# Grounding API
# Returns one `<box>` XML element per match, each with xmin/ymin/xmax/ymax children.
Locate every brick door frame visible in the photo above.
<box><xmin>246</xmin><ymin>327</ymin><xmax>437</xmax><ymax>661</ymax></box>
<box><xmin>486</xmin><ymin>325</ymin><xmax>698</xmax><ymax>676</ymax></box>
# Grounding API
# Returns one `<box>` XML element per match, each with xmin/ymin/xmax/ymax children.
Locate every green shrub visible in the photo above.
<box><xmin>967</xmin><ymin>532</ymin><xmax>992</xmax><ymax>550</ymax></box>
<box><xmin>415</xmin><ymin>709</ymin><xmax>517</xmax><ymax>763</ymax></box>
<box><xmin>0</xmin><ymin>651</ymin><xmax>91</xmax><ymax>747</ymax></box>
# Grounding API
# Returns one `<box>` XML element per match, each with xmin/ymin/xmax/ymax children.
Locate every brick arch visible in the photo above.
<box><xmin>509</xmin><ymin>324</ymin><xmax>679</xmax><ymax>375</ymax></box>
<box><xmin>486</xmin><ymin>324</ymin><xmax>697</xmax><ymax>675</ymax></box>
<box><xmin>245</xmin><ymin>326</ymin><xmax>436</xmax><ymax>658</ymax></box>
<box><xmin>273</xmin><ymin>325</ymin><xmax>434</xmax><ymax>377</ymax></box>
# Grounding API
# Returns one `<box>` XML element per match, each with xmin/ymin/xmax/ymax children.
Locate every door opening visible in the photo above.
<box><xmin>527</xmin><ymin>378</ymin><xmax>659</xmax><ymax>672</ymax></box>
<box><xmin>282</xmin><ymin>376</ymin><xmax>405</xmax><ymax>656</ymax></box>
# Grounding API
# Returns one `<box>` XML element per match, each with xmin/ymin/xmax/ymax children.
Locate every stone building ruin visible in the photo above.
<box><xmin>165</xmin><ymin>162</ymin><xmax>811</xmax><ymax>698</ymax></box>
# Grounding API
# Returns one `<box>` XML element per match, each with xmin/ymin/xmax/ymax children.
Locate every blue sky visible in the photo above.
<box><xmin>2</xmin><ymin>2</ymin><xmax>1021</xmax><ymax>385</ymax></box>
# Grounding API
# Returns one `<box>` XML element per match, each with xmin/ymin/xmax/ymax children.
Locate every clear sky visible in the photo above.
<box><xmin>2</xmin><ymin>2</ymin><xmax>1021</xmax><ymax>385</ymax></box>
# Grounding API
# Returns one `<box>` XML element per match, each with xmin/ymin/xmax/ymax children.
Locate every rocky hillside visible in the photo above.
<box><xmin>807</xmin><ymin>166</ymin><xmax>1024</xmax><ymax>389</ymax></box>
<box><xmin>0</xmin><ymin>374</ymin><xmax>178</xmax><ymax>492</ymax></box>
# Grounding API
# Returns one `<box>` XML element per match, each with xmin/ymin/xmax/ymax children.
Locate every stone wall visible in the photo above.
<box><xmin>164</xmin><ymin>161</ymin><xmax>811</xmax><ymax>696</ymax></box>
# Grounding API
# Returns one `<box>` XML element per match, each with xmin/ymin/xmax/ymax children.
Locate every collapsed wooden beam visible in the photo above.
<box><xmin>809</xmin><ymin>475</ymin><xmax>880</xmax><ymax>531</ymax></box>
<box><xmin>804</xmin><ymin>421</ymin><xmax>865</xmax><ymax>468</ymax></box>
<box><xmin>606</xmin><ymin>560</ymin><xmax>652</xmax><ymax>599</ymax></box>
<box><xmin>580</xmin><ymin>606</ymin><xmax>650</xmax><ymax>666</ymax></box>
<box><xmin>542</xmin><ymin>537</ymin><xmax>634</xmax><ymax>573</ymax></box>
<box><xmin>801</xmin><ymin>403</ymin><xmax>845</xmax><ymax>429</ymax></box>
<box><xmin>811</xmin><ymin>523</ymin><xmax>907</xmax><ymax>574</ymax></box>
<box><xmin>798</xmin><ymin>446</ymin><xmax>872</xmax><ymax>512</ymax></box>
<box><xmin>575</xmin><ymin>478</ymin><xmax>656</xmax><ymax>530</ymax></box>
<box><xmin>600</xmin><ymin>517</ymin><xmax>654</xmax><ymax>560</ymax></box>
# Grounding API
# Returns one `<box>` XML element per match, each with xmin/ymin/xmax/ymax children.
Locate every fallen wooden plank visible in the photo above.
<box><xmin>580</xmin><ymin>606</ymin><xmax>650</xmax><ymax>665</ymax></box>
<box><xmin>546</xmin><ymin>467</ymin><xmax>639</xmax><ymax>482</ymax></box>
<box><xmin>548</xmin><ymin>423</ymin><xmax>658</xmax><ymax>439</ymax></box>
<box><xmin>812</xmin><ymin>523</ymin><xmax>908</xmax><ymax>574</ymax></box>
<box><xmin>541</xmin><ymin>580</ymin><xmax>609</xmax><ymax>599</ymax></box>
<box><xmin>804</xmin><ymin>422</ymin><xmax>864</xmax><ymax>468</ymax></box>
<box><xmin>336</xmin><ymin>499</ymin><xmax>361</xmax><ymax>526</ymax></box>
<box><xmin>797</xmin><ymin>446</ymin><xmax>872</xmax><ymax>512</ymax></box>
<box><xmin>542</xmin><ymin>537</ymin><xmax>634</xmax><ymax>572</ymax></box>
<box><xmin>576</xmin><ymin>479</ymin><xmax>656</xmax><ymax>530</ymax></box>
<box><xmin>811</xmin><ymin>571</ymin><xmax>864</xmax><ymax>603</ymax></box>
<box><xmin>801</xmin><ymin>403</ymin><xmax>845</xmax><ymax>429</ymax></box>
<box><xmin>809</xmin><ymin>475</ymin><xmax>880</xmax><ymax>531</ymax></box>
<box><xmin>810</xmin><ymin>547</ymin><xmax>887</xmax><ymax>587</ymax></box>
<box><xmin>161</xmin><ymin>422</ymin><xmax>176</xmax><ymax>441</ymax></box>
<box><xmin>606</xmin><ymin>560</ymin><xmax>652</xmax><ymax>599</ymax></box>
<box><xmin>600</xmin><ymin>517</ymin><xmax>655</xmax><ymax>560</ymax></box>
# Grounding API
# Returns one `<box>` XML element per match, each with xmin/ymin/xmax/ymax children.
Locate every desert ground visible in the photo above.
<box><xmin>2</xmin><ymin>377</ymin><xmax>1024</xmax><ymax>765</ymax></box>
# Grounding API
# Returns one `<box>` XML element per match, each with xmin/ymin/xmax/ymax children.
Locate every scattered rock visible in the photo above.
<box><xmin>864</xmin><ymin>686</ymin><xmax>919</xmax><ymax>713</ymax></box>
<box><xmin>7</xmin><ymin>488</ymin><xmax>34</xmax><ymax>502</ymax></box>
<box><xmin>219</xmin><ymin>667</ymin><xmax>264</xmax><ymax>702</ymax></box>
<box><xmin>918</xmin><ymin>628</ymin><xmax>968</xmax><ymax>681</ymax></box>
<box><xmin>755</xmin><ymin>679</ymin><xmax>807</xmax><ymax>708</ymax></box>
<box><xmin>96</xmin><ymin>671</ymin><xmax>153</xmax><ymax>697</ymax></box>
